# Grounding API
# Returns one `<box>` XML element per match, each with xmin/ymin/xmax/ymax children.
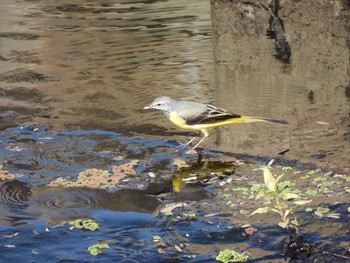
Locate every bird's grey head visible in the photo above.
<box><xmin>143</xmin><ymin>96</ymin><xmax>176</xmax><ymax>113</ymax></box>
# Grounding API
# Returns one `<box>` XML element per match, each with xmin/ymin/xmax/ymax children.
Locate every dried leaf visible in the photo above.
<box><xmin>314</xmin><ymin>211</ymin><xmax>323</xmax><ymax>217</ymax></box>
<box><xmin>250</xmin><ymin>207</ymin><xmax>271</xmax><ymax>216</ymax></box>
<box><xmin>160</xmin><ymin>203</ymin><xmax>184</xmax><ymax>214</ymax></box>
<box><xmin>114</xmin><ymin>156</ymin><xmax>124</xmax><ymax>161</ymax></box>
<box><xmin>239</xmin><ymin>209</ymin><xmax>249</xmax><ymax>215</ymax></box>
<box><xmin>113</xmin><ymin>160</ymin><xmax>138</xmax><ymax>177</ymax></box>
<box><xmin>244</xmin><ymin>227</ymin><xmax>257</xmax><ymax>235</ymax></box>
<box><xmin>293</xmin><ymin>200</ymin><xmax>312</xmax><ymax>206</ymax></box>
<box><xmin>0</xmin><ymin>232</ymin><xmax>19</xmax><ymax>239</ymax></box>
<box><xmin>173</xmin><ymin>159</ymin><xmax>190</xmax><ymax>169</ymax></box>
<box><xmin>284</xmin><ymin>209</ymin><xmax>292</xmax><ymax>218</ymax></box>
<box><xmin>4</xmin><ymin>244</ymin><xmax>16</xmax><ymax>248</ymax></box>
<box><xmin>278</xmin><ymin>218</ymin><xmax>290</xmax><ymax>228</ymax></box>
<box><xmin>326</xmin><ymin>213</ymin><xmax>340</xmax><ymax>219</ymax></box>
<box><xmin>157</xmin><ymin>248</ymin><xmax>166</xmax><ymax>254</ymax></box>
<box><xmin>283</xmin><ymin>193</ymin><xmax>301</xmax><ymax>200</ymax></box>
<box><xmin>175</xmin><ymin>245</ymin><xmax>182</xmax><ymax>252</ymax></box>
<box><xmin>185</xmin><ymin>149</ymin><xmax>197</xmax><ymax>155</ymax></box>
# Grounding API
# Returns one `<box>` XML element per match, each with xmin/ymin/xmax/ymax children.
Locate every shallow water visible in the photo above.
<box><xmin>0</xmin><ymin>0</ymin><xmax>349</xmax><ymax>261</ymax></box>
<box><xmin>0</xmin><ymin>0</ymin><xmax>348</xmax><ymax>168</ymax></box>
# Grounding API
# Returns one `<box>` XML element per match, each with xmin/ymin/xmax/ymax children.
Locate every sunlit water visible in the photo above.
<box><xmin>0</xmin><ymin>0</ymin><xmax>349</xmax><ymax>261</ymax></box>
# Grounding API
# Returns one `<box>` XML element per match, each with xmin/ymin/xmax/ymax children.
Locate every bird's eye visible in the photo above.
<box><xmin>156</xmin><ymin>103</ymin><xmax>161</xmax><ymax>106</ymax></box>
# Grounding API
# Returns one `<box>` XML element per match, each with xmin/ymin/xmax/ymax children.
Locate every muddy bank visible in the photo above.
<box><xmin>210</xmin><ymin>0</ymin><xmax>349</xmax><ymax>169</ymax></box>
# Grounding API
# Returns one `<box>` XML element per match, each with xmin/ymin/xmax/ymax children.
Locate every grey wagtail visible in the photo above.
<box><xmin>143</xmin><ymin>96</ymin><xmax>288</xmax><ymax>149</ymax></box>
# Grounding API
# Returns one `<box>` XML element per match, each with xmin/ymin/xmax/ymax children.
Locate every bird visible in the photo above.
<box><xmin>143</xmin><ymin>96</ymin><xmax>288</xmax><ymax>149</ymax></box>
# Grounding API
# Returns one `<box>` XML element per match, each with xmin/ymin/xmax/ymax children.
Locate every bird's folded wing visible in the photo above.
<box><xmin>185</xmin><ymin>104</ymin><xmax>241</xmax><ymax>125</ymax></box>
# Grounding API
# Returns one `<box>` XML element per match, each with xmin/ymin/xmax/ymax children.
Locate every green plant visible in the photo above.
<box><xmin>216</xmin><ymin>249</ymin><xmax>249</xmax><ymax>262</ymax></box>
<box><xmin>250</xmin><ymin>160</ymin><xmax>311</xmax><ymax>229</ymax></box>
<box><xmin>87</xmin><ymin>243</ymin><xmax>110</xmax><ymax>256</ymax></box>
<box><xmin>69</xmin><ymin>218</ymin><xmax>100</xmax><ymax>231</ymax></box>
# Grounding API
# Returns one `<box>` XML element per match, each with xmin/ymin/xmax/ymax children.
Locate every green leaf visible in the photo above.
<box><xmin>87</xmin><ymin>244</ymin><xmax>110</xmax><ymax>256</ymax></box>
<box><xmin>291</xmin><ymin>189</ymin><xmax>302</xmax><ymax>195</ymax></box>
<box><xmin>308</xmin><ymin>170</ymin><xmax>319</xmax><ymax>175</ymax></box>
<box><xmin>291</xmin><ymin>218</ymin><xmax>299</xmax><ymax>226</ymax></box>
<box><xmin>305</xmin><ymin>189</ymin><xmax>318</xmax><ymax>196</ymax></box>
<box><xmin>69</xmin><ymin>218</ymin><xmax>100</xmax><ymax>231</ymax></box>
<box><xmin>263</xmin><ymin>167</ymin><xmax>277</xmax><ymax>192</ymax></box>
<box><xmin>247</xmin><ymin>194</ymin><xmax>255</xmax><ymax>200</ymax></box>
<box><xmin>305</xmin><ymin>207</ymin><xmax>313</xmax><ymax>212</ymax></box>
<box><xmin>321</xmin><ymin>188</ymin><xmax>330</xmax><ymax>193</ymax></box>
<box><xmin>322</xmin><ymin>181</ymin><xmax>334</xmax><ymax>187</ymax></box>
<box><xmin>223</xmin><ymin>193</ymin><xmax>232</xmax><ymax>199</ymax></box>
<box><xmin>152</xmin><ymin>235</ymin><xmax>162</xmax><ymax>241</ymax></box>
<box><xmin>278</xmin><ymin>180</ymin><xmax>292</xmax><ymax>190</ymax></box>
<box><xmin>345</xmin><ymin>188</ymin><xmax>350</xmax><ymax>193</ymax></box>
<box><xmin>232</xmin><ymin>187</ymin><xmax>249</xmax><ymax>193</ymax></box>
<box><xmin>282</xmin><ymin>166</ymin><xmax>292</xmax><ymax>171</ymax></box>
<box><xmin>316</xmin><ymin>207</ymin><xmax>330</xmax><ymax>214</ymax></box>
<box><xmin>313</xmin><ymin>177</ymin><xmax>326</xmax><ymax>182</ymax></box>
<box><xmin>216</xmin><ymin>249</ymin><xmax>249</xmax><ymax>262</ymax></box>
<box><xmin>279</xmin><ymin>188</ymin><xmax>291</xmax><ymax>198</ymax></box>
<box><xmin>255</xmin><ymin>189</ymin><xmax>268</xmax><ymax>200</ymax></box>
<box><xmin>275</xmin><ymin>173</ymin><xmax>286</xmax><ymax>185</ymax></box>
<box><xmin>188</xmin><ymin>213</ymin><xmax>196</xmax><ymax>218</ymax></box>
<box><xmin>250</xmin><ymin>184</ymin><xmax>262</xmax><ymax>192</ymax></box>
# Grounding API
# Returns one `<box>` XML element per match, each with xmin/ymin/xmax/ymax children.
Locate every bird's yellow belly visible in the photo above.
<box><xmin>168</xmin><ymin>113</ymin><xmax>216</xmax><ymax>131</ymax></box>
<box><xmin>168</xmin><ymin>114</ymin><xmax>198</xmax><ymax>130</ymax></box>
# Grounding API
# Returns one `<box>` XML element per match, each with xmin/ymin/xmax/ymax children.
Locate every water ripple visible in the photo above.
<box><xmin>0</xmin><ymin>180</ymin><xmax>31</xmax><ymax>210</ymax></box>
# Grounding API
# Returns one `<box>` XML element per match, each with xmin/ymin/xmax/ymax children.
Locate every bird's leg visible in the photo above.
<box><xmin>177</xmin><ymin>133</ymin><xmax>198</xmax><ymax>148</ymax></box>
<box><xmin>184</xmin><ymin>133</ymin><xmax>199</xmax><ymax>146</ymax></box>
<box><xmin>192</xmin><ymin>130</ymin><xmax>209</xmax><ymax>150</ymax></box>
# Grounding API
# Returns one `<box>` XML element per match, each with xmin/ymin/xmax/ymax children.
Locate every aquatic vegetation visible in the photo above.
<box><xmin>69</xmin><ymin>218</ymin><xmax>99</xmax><ymax>231</ymax></box>
<box><xmin>48</xmin><ymin>160</ymin><xmax>139</xmax><ymax>189</ymax></box>
<box><xmin>216</xmin><ymin>249</ymin><xmax>249</xmax><ymax>262</ymax></box>
<box><xmin>87</xmin><ymin>243</ymin><xmax>110</xmax><ymax>256</ymax></box>
<box><xmin>0</xmin><ymin>165</ymin><xmax>16</xmax><ymax>180</ymax></box>
<box><xmin>152</xmin><ymin>235</ymin><xmax>162</xmax><ymax>242</ymax></box>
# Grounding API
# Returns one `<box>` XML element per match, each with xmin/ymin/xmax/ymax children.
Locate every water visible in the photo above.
<box><xmin>0</xmin><ymin>0</ymin><xmax>349</xmax><ymax>261</ymax></box>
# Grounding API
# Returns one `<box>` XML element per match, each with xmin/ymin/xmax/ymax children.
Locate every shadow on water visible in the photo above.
<box><xmin>0</xmin><ymin>180</ymin><xmax>162</xmax><ymax>226</ymax></box>
<box><xmin>265</xmin><ymin>0</ymin><xmax>291</xmax><ymax>63</ymax></box>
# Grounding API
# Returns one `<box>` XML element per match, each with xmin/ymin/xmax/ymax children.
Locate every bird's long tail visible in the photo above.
<box><xmin>239</xmin><ymin>116</ymin><xmax>288</xmax><ymax>124</ymax></box>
